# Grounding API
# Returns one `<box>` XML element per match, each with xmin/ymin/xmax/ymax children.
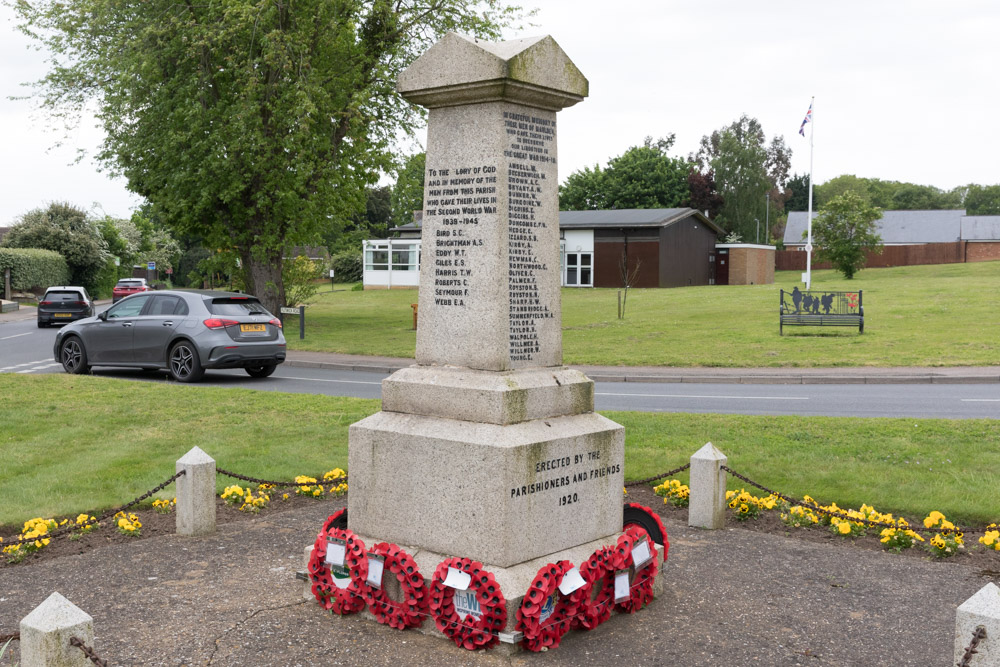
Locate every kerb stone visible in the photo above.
<box><xmin>176</xmin><ymin>446</ymin><xmax>216</xmax><ymax>536</ymax></box>
<box><xmin>19</xmin><ymin>591</ymin><xmax>94</xmax><ymax>667</ymax></box>
<box><xmin>955</xmin><ymin>582</ymin><xmax>1000</xmax><ymax>665</ymax></box>
<box><xmin>688</xmin><ymin>442</ymin><xmax>728</xmax><ymax>530</ymax></box>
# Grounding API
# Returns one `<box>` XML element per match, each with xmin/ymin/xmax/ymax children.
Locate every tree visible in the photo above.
<box><xmin>391</xmin><ymin>152</ymin><xmax>427</xmax><ymax>227</ymax></box>
<box><xmin>684</xmin><ymin>168</ymin><xmax>724</xmax><ymax>220</ymax></box>
<box><xmin>811</xmin><ymin>192</ymin><xmax>883</xmax><ymax>279</ymax></box>
<box><xmin>560</xmin><ymin>136</ymin><xmax>690</xmax><ymax>211</ymax></box>
<box><xmin>693</xmin><ymin>116</ymin><xmax>791</xmax><ymax>241</ymax></box>
<box><xmin>1</xmin><ymin>203</ymin><xmax>109</xmax><ymax>290</ymax></box>
<box><xmin>964</xmin><ymin>184</ymin><xmax>1000</xmax><ymax>215</ymax></box>
<box><xmin>14</xmin><ymin>0</ymin><xmax>527</xmax><ymax>313</ymax></box>
<box><xmin>785</xmin><ymin>173</ymin><xmax>810</xmax><ymax>212</ymax></box>
<box><xmin>816</xmin><ymin>175</ymin><xmax>963</xmax><ymax>210</ymax></box>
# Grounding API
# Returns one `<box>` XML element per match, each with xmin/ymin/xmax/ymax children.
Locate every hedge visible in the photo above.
<box><xmin>0</xmin><ymin>248</ymin><xmax>70</xmax><ymax>292</ymax></box>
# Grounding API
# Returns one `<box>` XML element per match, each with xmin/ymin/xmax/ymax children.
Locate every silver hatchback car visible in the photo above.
<box><xmin>53</xmin><ymin>290</ymin><xmax>286</xmax><ymax>382</ymax></box>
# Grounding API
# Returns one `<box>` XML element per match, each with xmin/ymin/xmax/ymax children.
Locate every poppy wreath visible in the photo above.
<box><xmin>308</xmin><ymin>526</ymin><xmax>368</xmax><ymax>615</ymax></box>
<box><xmin>624</xmin><ymin>502</ymin><xmax>670</xmax><ymax>562</ymax></box>
<box><xmin>615</xmin><ymin>525</ymin><xmax>658</xmax><ymax>614</ymax></box>
<box><xmin>515</xmin><ymin>560</ymin><xmax>579</xmax><ymax>652</ymax></box>
<box><xmin>362</xmin><ymin>542</ymin><xmax>429</xmax><ymax>630</ymax></box>
<box><xmin>320</xmin><ymin>507</ymin><xmax>347</xmax><ymax>535</ymax></box>
<box><xmin>429</xmin><ymin>557</ymin><xmax>507</xmax><ymax>650</ymax></box>
<box><xmin>569</xmin><ymin>546</ymin><xmax>615</xmax><ymax>630</ymax></box>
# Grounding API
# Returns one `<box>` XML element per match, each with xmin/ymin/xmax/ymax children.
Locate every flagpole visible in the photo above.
<box><xmin>805</xmin><ymin>96</ymin><xmax>815</xmax><ymax>290</ymax></box>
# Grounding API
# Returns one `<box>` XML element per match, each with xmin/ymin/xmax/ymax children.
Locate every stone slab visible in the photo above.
<box><xmin>381</xmin><ymin>365</ymin><xmax>593</xmax><ymax>425</ymax></box>
<box><xmin>0</xmin><ymin>300</ymin><xmax>17</xmax><ymax>313</ymax></box>
<box><xmin>348</xmin><ymin>411</ymin><xmax>624</xmax><ymax>568</ymax></box>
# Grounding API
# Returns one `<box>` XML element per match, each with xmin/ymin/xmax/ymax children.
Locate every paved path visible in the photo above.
<box><xmin>0</xmin><ymin>500</ymin><xmax>991</xmax><ymax>665</ymax></box>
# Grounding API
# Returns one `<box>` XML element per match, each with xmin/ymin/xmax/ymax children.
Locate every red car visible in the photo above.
<box><xmin>112</xmin><ymin>278</ymin><xmax>151</xmax><ymax>303</ymax></box>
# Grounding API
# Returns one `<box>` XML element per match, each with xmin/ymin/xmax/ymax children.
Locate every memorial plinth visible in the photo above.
<box><xmin>345</xmin><ymin>33</ymin><xmax>642</xmax><ymax>645</ymax></box>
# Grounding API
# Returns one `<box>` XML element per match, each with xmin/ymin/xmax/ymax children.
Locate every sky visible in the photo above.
<box><xmin>2</xmin><ymin>0</ymin><xmax>998</xmax><ymax>224</ymax></box>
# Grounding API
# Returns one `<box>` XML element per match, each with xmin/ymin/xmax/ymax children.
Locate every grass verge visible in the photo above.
<box><xmin>2</xmin><ymin>375</ymin><xmax>999</xmax><ymax>528</ymax></box>
<box><xmin>290</xmin><ymin>262</ymin><xmax>1000</xmax><ymax>367</ymax></box>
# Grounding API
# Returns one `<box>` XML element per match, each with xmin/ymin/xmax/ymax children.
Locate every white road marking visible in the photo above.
<box><xmin>0</xmin><ymin>332</ymin><xmax>31</xmax><ymax>340</ymax></box>
<box><xmin>16</xmin><ymin>363</ymin><xmax>61</xmax><ymax>374</ymax></box>
<box><xmin>0</xmin><ymin>358</ymin><xmax>51</xmax><ymax>372</ymax></box>
<box><xmin>279</xmin><ymin>375</ymin><xmax>383</xmax><ymax>386</ymax></box>
<box><xmin>961</xmin><ymin>398</ymin><xmax>1000</xmax><ymax>402</ymax></box>
<box><xmin>595</xmin><ymin>391</ymin><xmax>809</xmax><ymax>401</ymax></box>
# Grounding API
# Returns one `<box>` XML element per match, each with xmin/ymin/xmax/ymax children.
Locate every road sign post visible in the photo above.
<box><xmin>280</xmin><ymin>305</ymin><xmax>305</xmax><ymax>340</ymax></box>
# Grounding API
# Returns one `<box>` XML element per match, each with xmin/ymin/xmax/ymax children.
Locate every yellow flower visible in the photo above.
<box><xmin>837</xmin><ymin>522</ymin><xmax>852</xmax><ymax>535</ymax></box>
<box><xmin>923</xmin><ymin>511</ymin><xmax>945</xmax><ymax>529</ymax></box>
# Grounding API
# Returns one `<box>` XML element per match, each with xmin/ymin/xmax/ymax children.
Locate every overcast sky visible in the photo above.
<box><xmin>2</xmin><ymin>0</ymin><xmax>998</xmax><ymax>224</ymax></box>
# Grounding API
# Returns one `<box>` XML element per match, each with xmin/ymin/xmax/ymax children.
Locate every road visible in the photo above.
<box><xmin>2</xmin><ymin>313</ymin><xmax>999</xmax><ymax>418</ymax></box>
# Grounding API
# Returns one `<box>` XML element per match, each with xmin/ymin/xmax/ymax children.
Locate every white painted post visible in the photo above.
<box><xmin>176</xmin><ymin>446</ymin><xmax>216</xmax><ymax>536</ymax></box>
<box><xmin>955</xmin><ymin>582</ymin><xmax>1000</xmax><ymax>665</ymax></box>
<box><xmin>688</xmin><ymin>442</ymin><xmax>728</xmax><ymax>530</ymax></box>
<box><xmin>19</xmin><ymin>592</ymin><xmax>94</xmax><ymax>667</ymax></box>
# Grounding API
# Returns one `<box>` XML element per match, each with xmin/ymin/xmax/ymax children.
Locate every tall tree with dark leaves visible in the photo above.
<box><xmin>13</xmin><ymin>0</ymin><xmax>528</xmax><ymax>313</ymax></box>
<box><xmin>684</xmin><ymin>168</ymin><xmax>724</xmax><ymax>220</ymax></box>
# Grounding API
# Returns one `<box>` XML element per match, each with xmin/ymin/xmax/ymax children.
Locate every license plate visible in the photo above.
<box><xmin>54</xmin><ymin>313</ymin><xmax>72</xmax><ymax>318</ymax></box>
<box><xmin>240</xmin><ymin>324</ymin><xmax>266</xmax><ymax>333</ymax></box>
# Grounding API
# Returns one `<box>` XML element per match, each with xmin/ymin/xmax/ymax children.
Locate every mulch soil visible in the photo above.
<box><xmin>4</xmin><ymin>483</ymin><xmax>1000</xmax><ymax>574</ymax></box>
<box><xmin>0</xmin><ymin>491</ymin><xmax>339</xmax><ymax>568</ymax></box>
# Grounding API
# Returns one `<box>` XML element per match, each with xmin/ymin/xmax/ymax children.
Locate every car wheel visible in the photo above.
<box><xmin>168</xmin><ymin>341</ymin><xmax>205</xmax><ymax>382</ymax></box>
<box><xmin>245</xmin><ymin>364</ymin><xmax>277</xmax><ymax>378</ymax></box>
<box><xmin>37</xmin><ymin>321</ymin><xmax>46</xmax><ymax>329</ymax></box>
<box><xmin>60</xmin><ymin>337</ymin><xmax>90</xmax><ymax>375</ymax></box>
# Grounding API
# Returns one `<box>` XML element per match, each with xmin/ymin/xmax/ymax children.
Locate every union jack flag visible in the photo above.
<box><xmin>799</xmin><ymin>99</ymin><xmax>813</xmax><ymax>136</ymax></box>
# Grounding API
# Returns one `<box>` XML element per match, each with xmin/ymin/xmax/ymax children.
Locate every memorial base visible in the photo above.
<box><xmin>302</xmin><ymin>532</ymin><xmax>666</xmax><ymax>655</ymax></box>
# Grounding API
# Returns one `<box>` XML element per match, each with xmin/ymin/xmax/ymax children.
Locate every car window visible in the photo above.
<box><xmin>117</xmin><ymin>280</ymin><xmax>143</xmax><ymax>287</ymax></box>
<box><xmin>148</xmin><ymin>295</ymin><xmax>183</xmax><ymax>316</ymax></box>
<box><xmin>206</xmin><ymin>297</ymin><xmax>271</xmax><ymax>316</ymax></box>
<box><xmin>44</xmin><ymin>290</ymin><xmax>85</xmax><ymax>302</ymax></box>
<box><xmin>107</xmin><ymin>294</ymin><xmax>151</xmax><ymax>319</ymax></box>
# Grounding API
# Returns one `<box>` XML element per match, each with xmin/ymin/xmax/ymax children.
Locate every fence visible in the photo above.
<box><xmin>776</xmin><ymin>242</ymin><xmax>969</xmax><ymax>271</ymax></box>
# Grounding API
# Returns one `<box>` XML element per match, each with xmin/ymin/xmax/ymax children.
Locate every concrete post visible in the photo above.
<box><xmin>688</xmin><ymin>442</ymin><xmax>728</xmax><ymax>530</ymax></box>
<box><xmin>19</xmin><ymin>592</ymin><xmax>94</xmax><ymax>667</ymax></box>
<box><xmin>4</xmin><ymin>267</ymin><xmax>11</xmax><ymax>301</ymax></box>
<box><xmin>176</xmin><ymin>446</ymin><xmax>216</xmax><ymax>536</ymax></box>
<box><xmin>955</xmin><ymin>582</ymin><xmax>1000</xmax><ymax>665</ymax></box>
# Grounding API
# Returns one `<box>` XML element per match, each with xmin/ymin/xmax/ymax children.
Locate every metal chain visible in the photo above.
<box><xmin>216</xmin><ymin>467</ymin><xmax>347</xmax><ymax>489</ymax></box>
<box><xmin>958</xmin><ymin>626</ymin><xmax>986</xmax><ymax>667</ymax></box>
<box><xmin>4</xmin><ymin>471</ymin><xmax>186</xmax><ymax>548</ymax></box>
<box><xmin>625</xmin><ymin>464</ymin><xmax>691</xmax><ymax>488</ymax></box>
<box><xmin>0</xmin><ymin>631</ymin><xmax>19</xmax><ymax>643</ymax></box>
<box><xmin>70</xmin><ymin>636</ymin><xmax>108</xmax><ymax>666</ymax></box>
<box><xmin>721</xmin><ymin>465</ymin><xmax>967</xmax><ymax>536</ymax></box>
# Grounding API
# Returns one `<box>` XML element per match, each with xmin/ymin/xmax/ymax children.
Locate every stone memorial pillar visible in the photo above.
<box><xmin>347</xmin><ymin>32</ymin><xmax>627</xmax><ymax>635</ymax></box>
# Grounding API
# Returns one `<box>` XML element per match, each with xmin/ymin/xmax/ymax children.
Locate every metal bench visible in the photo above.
<box><xmin>780</xmin><ymin>289</ymin><xmax>863</xmax><ymax>335</ymax></box>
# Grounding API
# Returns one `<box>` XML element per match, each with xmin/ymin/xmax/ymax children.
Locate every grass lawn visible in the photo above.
<box><xmin>290</xmin><ymin>262</ymin><xmax>1000</xmax><ymax>367</ymax></box>
<box><xmin>2</xmin><ymin>375</ymin><xmax>998</xmax><ymax>528</ymax></box>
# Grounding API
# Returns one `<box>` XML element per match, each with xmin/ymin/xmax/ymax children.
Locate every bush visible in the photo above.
<box><xmin>331</xmin><ymin>249</ymin><xmax>362</xmax><ymax>283</ymax></box>
<box><xmin>282</xmin><ymin>255</ymin><xmax>320</xmax><ymax>306</ymax></box>
<box><xmin>0</xmin><ymin>248</ymin><xmax>70</xmax><ymax>293</ymax></box>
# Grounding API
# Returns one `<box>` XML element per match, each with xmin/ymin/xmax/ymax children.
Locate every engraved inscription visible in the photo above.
<box><xmin>509</xmin><ymin>449</ymin><xmax>621</xmax><ymax>508</ymax></box>
<box><xmin>505</xmin><ymin>111</ymin><xmax>556</xmax><ymax>363</ymax></box>
<box><xmin>425</xmin><ymin>166</ymin><xmax>497</xmax><ymax>307</ymax></box>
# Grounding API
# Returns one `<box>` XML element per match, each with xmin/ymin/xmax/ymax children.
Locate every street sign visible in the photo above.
<box><xmin>166</xmin><ymin>267</ymin><xmax>173</xmax><ymax>275</ymax></box>
<box><xmin>278</xmin><ymin>305</ymin><xmax>306</xmax><ymax>340</ymax></box>
<box><xmin>147</xmin><ymin>261</ymin><xmax>156</xmax><ymax>271</ymax></box>
<box><xmin>280</xmin><ymin>307</ymin><xmax>300</xmax><ymax>315</ymax></box>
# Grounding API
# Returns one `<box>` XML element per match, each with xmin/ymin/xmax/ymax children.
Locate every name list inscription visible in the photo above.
<box><xmin>425</xmin><ymin>166</ymin><xmax>497</xmax><ymax>307</ymax></box>
<box><xmin>509</xmin><ymin>449</ymin><xmax>621</xmax><ymax>508</ymax></box>
<box><xmin>504</xmin><ymin>111</ymin><xmax>555</xmax><ymax>363</ymax></box>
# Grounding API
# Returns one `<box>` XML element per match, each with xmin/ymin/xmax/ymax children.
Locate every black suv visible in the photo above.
<box><xmin>37</xmin><ymin>286</ymin><xmax>94</xmax><ymax>328</ymax></box>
